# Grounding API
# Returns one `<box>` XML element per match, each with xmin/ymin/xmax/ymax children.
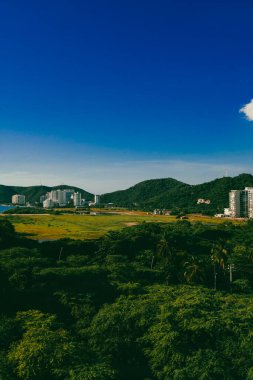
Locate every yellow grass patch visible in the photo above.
<box><xmin>0</xmin><ymin>213</ymin><xmax>244</xmax><ymax>241</ymax></box>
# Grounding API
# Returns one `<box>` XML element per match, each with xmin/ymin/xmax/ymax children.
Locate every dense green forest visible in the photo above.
<box><xmin>2</xmin><ymin>218</ymin><xmax>253</xmax><ymax>379</ymax></box>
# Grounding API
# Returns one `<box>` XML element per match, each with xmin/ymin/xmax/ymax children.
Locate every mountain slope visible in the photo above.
<box><xmin>145</xmin><ymin>173</ymin><xmax>253</xmax><ymax>211</ymax></box>
<box><xmin>101</xmin><ymin>173</ymin><xmax>253</xmax><ymax>213</ymax></box>
<box><xmin>101</xmin><ymin>178</ymin><xmax>188</xmax><ymax>206</ymax></box>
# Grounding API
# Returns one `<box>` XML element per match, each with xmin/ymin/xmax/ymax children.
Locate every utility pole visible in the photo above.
<box><xmin>229</xmin><ymin>264</ymin><xmax>233</xmax><ymax>283</ymax></box>
<box><xmin>58</xmin><ymin>247</ymin><xmax>63</xmax><ymax>261</ymax></box>
<box><xmin>228</xmin><ymin>263</ymin><xmax>234</xmax><ymax>293</ymax></box>
<box><xmin>151</xmin><ymin>255</ymin><xmax>155</xmax><ymax>270</ymax></box>
<box><xmin>214</xmin><ymin>263</ymin><xmax>217</xmax><ymax>291</ymax></box>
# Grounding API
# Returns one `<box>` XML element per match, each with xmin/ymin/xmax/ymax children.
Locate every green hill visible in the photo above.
<box><xmin>101</xmin><ymin>178</ymin><xmax>187</xmax><ymax>206</ymax></box>
<box><xmin>0</xmin><ymin>184</ymin><xmax>94</xmax><ymax>204</ymax></box>
<box><xmin>101</xmin><ymin>173</ymin><xmax>253</xmax><ymax>214</ymax></box>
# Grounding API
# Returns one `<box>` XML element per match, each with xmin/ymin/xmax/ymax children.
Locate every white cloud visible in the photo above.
<box><xmin>240</xmin><ymin>99</ymin><xmax>253</xmax><ymax>121</ymax></box>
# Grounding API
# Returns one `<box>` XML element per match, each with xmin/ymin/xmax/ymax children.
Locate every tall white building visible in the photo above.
<box><xmin>50</xmin><ymin>190</ymin><xmax>59</xmax><ymax>203</ymax></box>
<box><xmin>57</xmin><ymin>190</ymin><xmax>67</xmax><ymax>206</ymax></box>
<box><xmin>229</xmin><ymin>187</ymin><xmax>253</xmax><ymax>218</ymax></box>
<box><xmin>245</xmin><ymin>187</ymin><xmax>253</xmax><ymax>218</ymax></box>
<box><xmin>12</xmin><ymin>194</ymin><xmax>26</xmax><ymax>205</ymax></box>
<box><xmin>94</xmin><ymin>194</ymin><xmax>100</xmax><ymax>205</ymax></box>
<box><xmin>73</xmin><ymin>192</ymin><xmax>82</xmax><ymax>207</ymax></box>
<box><xmin>229</xmin><ymin>190</ymin><xmax>242</xmax><ymax>217</ymax></box>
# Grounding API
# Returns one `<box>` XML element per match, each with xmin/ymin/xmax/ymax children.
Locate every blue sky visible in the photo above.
<box><xmin>1</xmin><ymin>0</ymin><xmax>253</xmax><ymax>193</ymax></box>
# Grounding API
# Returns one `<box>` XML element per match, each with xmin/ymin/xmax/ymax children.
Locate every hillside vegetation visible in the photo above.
<box><xmin>102</xmin><ymin>173</ymin><xmax>253</xmax><ymax>213</ymax></box>
<box><xmin>101</xmin><ymin>178</ymin><xmax>187</xmax><ymax>205</ymax></box>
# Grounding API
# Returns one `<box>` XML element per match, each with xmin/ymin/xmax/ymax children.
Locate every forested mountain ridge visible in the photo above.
<box><xmin>2</xmin><ymin>173</ymin><xmax>253</xmax><ymax>212</ymax></box>
<box><xmin>101</xmin><ymin>177</ymin><xmax>187</xmax><ymax>205</ymax></box>
<box><xmin>101</xmin><ymin>173</ymin><xmax>253</xmax><ymax>212</ymax></box>
<box><xmin>0</xmin><ymin>184</ymin><xmax>94</xmax><ymax>203</ymax></box>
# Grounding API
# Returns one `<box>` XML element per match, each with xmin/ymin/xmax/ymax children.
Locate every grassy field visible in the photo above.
<box><xmin>0</xmin><ymin>212</ymin><xmax>244</xmax><ymax>241</ymax></box>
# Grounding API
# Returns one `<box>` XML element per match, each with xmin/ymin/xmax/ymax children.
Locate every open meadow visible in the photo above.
<box><xmin>0</xmin><ymin>212</ymin><xmax>244</xmax><ymax>240</ymax></box>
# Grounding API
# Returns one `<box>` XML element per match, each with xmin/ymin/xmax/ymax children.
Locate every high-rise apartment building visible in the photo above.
<box><xmin>245</xmin><ymin>187</ymin><xmax>253</xmax><ymax>218</ymax></box>
<box><xmin>57</xmin><ymin>190</ymin><xmax>67</xmax><ymax>206</ymax></box>
<box><xmin>94</xmin><ymin>195</ymin><xmax>100</xmax><ymax>205</ymax></box>
<box><xmin>50</xmin><ymin>190</ymin><xmax>58</xmax><ymax>203</ymax></box>
<box><xmin>12</xmin><ymin>194</ymin><xmax>26</xmax><ymax>205</ymax></box>
<box><xmin>73</xmin><ymin>192</ymin><xmax>82</xmax><ymax>207</ymax></box>
<box><xmin>229</xmin><ymin>187</ymin><xmax>253</xmax><ymax>218</ymax></box>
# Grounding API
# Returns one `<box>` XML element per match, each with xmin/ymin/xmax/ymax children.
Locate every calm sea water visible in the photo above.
<box><xmin>0</xmin><ymin>205</ymin><xmax>15</xmax><ymax>213</ymax></box>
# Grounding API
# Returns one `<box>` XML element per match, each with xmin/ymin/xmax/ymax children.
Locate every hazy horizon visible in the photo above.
<box><xmin>0</xmin><ymin>162</ymin><xmax>252</xmax><ymax>194</ymax></box>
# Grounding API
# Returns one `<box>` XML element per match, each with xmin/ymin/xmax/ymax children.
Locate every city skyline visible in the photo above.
<box><xmin>1</xmin><ymin>1</ymin><xmax>253</xmax><ymax>192</ymax></box>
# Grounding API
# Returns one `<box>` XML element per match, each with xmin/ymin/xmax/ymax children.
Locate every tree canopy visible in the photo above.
<box><xmin>2</xmin><ymin>219</ymin><xmax>253</xmax><ymax>379</ymax></box>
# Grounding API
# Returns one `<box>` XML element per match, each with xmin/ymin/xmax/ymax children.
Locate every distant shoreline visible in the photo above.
<box><xmin>0</xmin><ymin>205</ymin><xmax>15</xmax><ymax>213</ymax></box>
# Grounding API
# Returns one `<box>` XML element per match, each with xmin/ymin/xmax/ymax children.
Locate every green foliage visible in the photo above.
<box><xmin>88</xmin><ymin>295</ymin><xmax>154</xmax><ymax>380</ymax></box>
<box><xmin>0</xmin><ymin>219</ymin><xmax>16</xmax><ymax>248</ymax></box>
<box><xmin>8</xmin><ymin>310</ymin><xmax>74</xmax><ymax>380</ymax></box>
<box><xmin>142</xmin><ymin>286</ymin><xmax>253</xmax><ymax>380</ymax></box>
<box><xmin>68</xmin><ymin>364</ymin><xmax>116</xmax><ymax>380</ymax></box>
<box><xmin>0</xmin><ymin>219</ymin><xmax>15</xmax><ymax>237</ymax></box>
<box><xmin>4</xmin><ymin>207</ymin><xmax>54</xmax><ymax>215</ymax></box>
<box><xmin>233</xmin><ymin>279</ymin><xmax>252</xmax><ymax>293</ymax></box>
<box><xmin>0</xmin><ymin>316</ymin><xmax>20</xmax><ymax>350</ymax></box>
<box><xmin>3</xmin><ymin>219</ymin><xmax>253</xmax><ymax>379</ymax></box>
<box><xmin>55</xmin><ymin>292</ymin><xmax>97</xmax><ymax>332</ymax></box>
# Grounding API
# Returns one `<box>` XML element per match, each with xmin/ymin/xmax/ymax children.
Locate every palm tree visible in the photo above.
<box><xmin>156</xmin><ymin>235</ymin><xmax>179</xmax><ymax>284</ymax></box>
<box><xmin>149</xmin><ymin>237</ymin><xmax>171</xmax><ymax>270</ymax></box>
<box><xmin>211</xmin><ymin>241</ymin><xmax>229</xmax><ymax>269</ymax></box>
<box><xmin>211</xmin><ymin>241</ymin><xmax>231</xmax><ymax>290</ymax></box>
<box><xmin>184</xmin><ymin>256</ymin><xmax>205</xmax><ymax>284</ymax></box>
<box><xmin>157</xmin><ymin>236</ymin><xmax>173</xmax><ymax>266</ymax></box>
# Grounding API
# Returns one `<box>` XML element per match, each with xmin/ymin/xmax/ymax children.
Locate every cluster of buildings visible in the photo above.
<box><xmin>197</xmin><ymin>198</ymin><xmax>211</xmax><ymax>204</ymax></box>
<box><xmin>40</xmin><ymin>189</ymin><xmax>101</xmax><ymax>208</ymax></box>
<box><xmin>153</xmin><ymin>209</ymin><xmax>171</xmax><ymax>215</ymax></box>
<box><xmin>11</xmin><ymin>190</ymin><xmax>101</xmax><ymax>209</ymax></box>
<box><xmin>40</xmin><ymin>189</ymin><xmax>80</xmax><ymax>208</ymax></box>
<box><xmin>11</xmin><ymin>186</ymin><xmax>253</xmax><ymax>218</ymax></box>
<box><xmin>40</xmin><ymin>189</ymin><xmax>78</xmax><ymax>208</ymax></box>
